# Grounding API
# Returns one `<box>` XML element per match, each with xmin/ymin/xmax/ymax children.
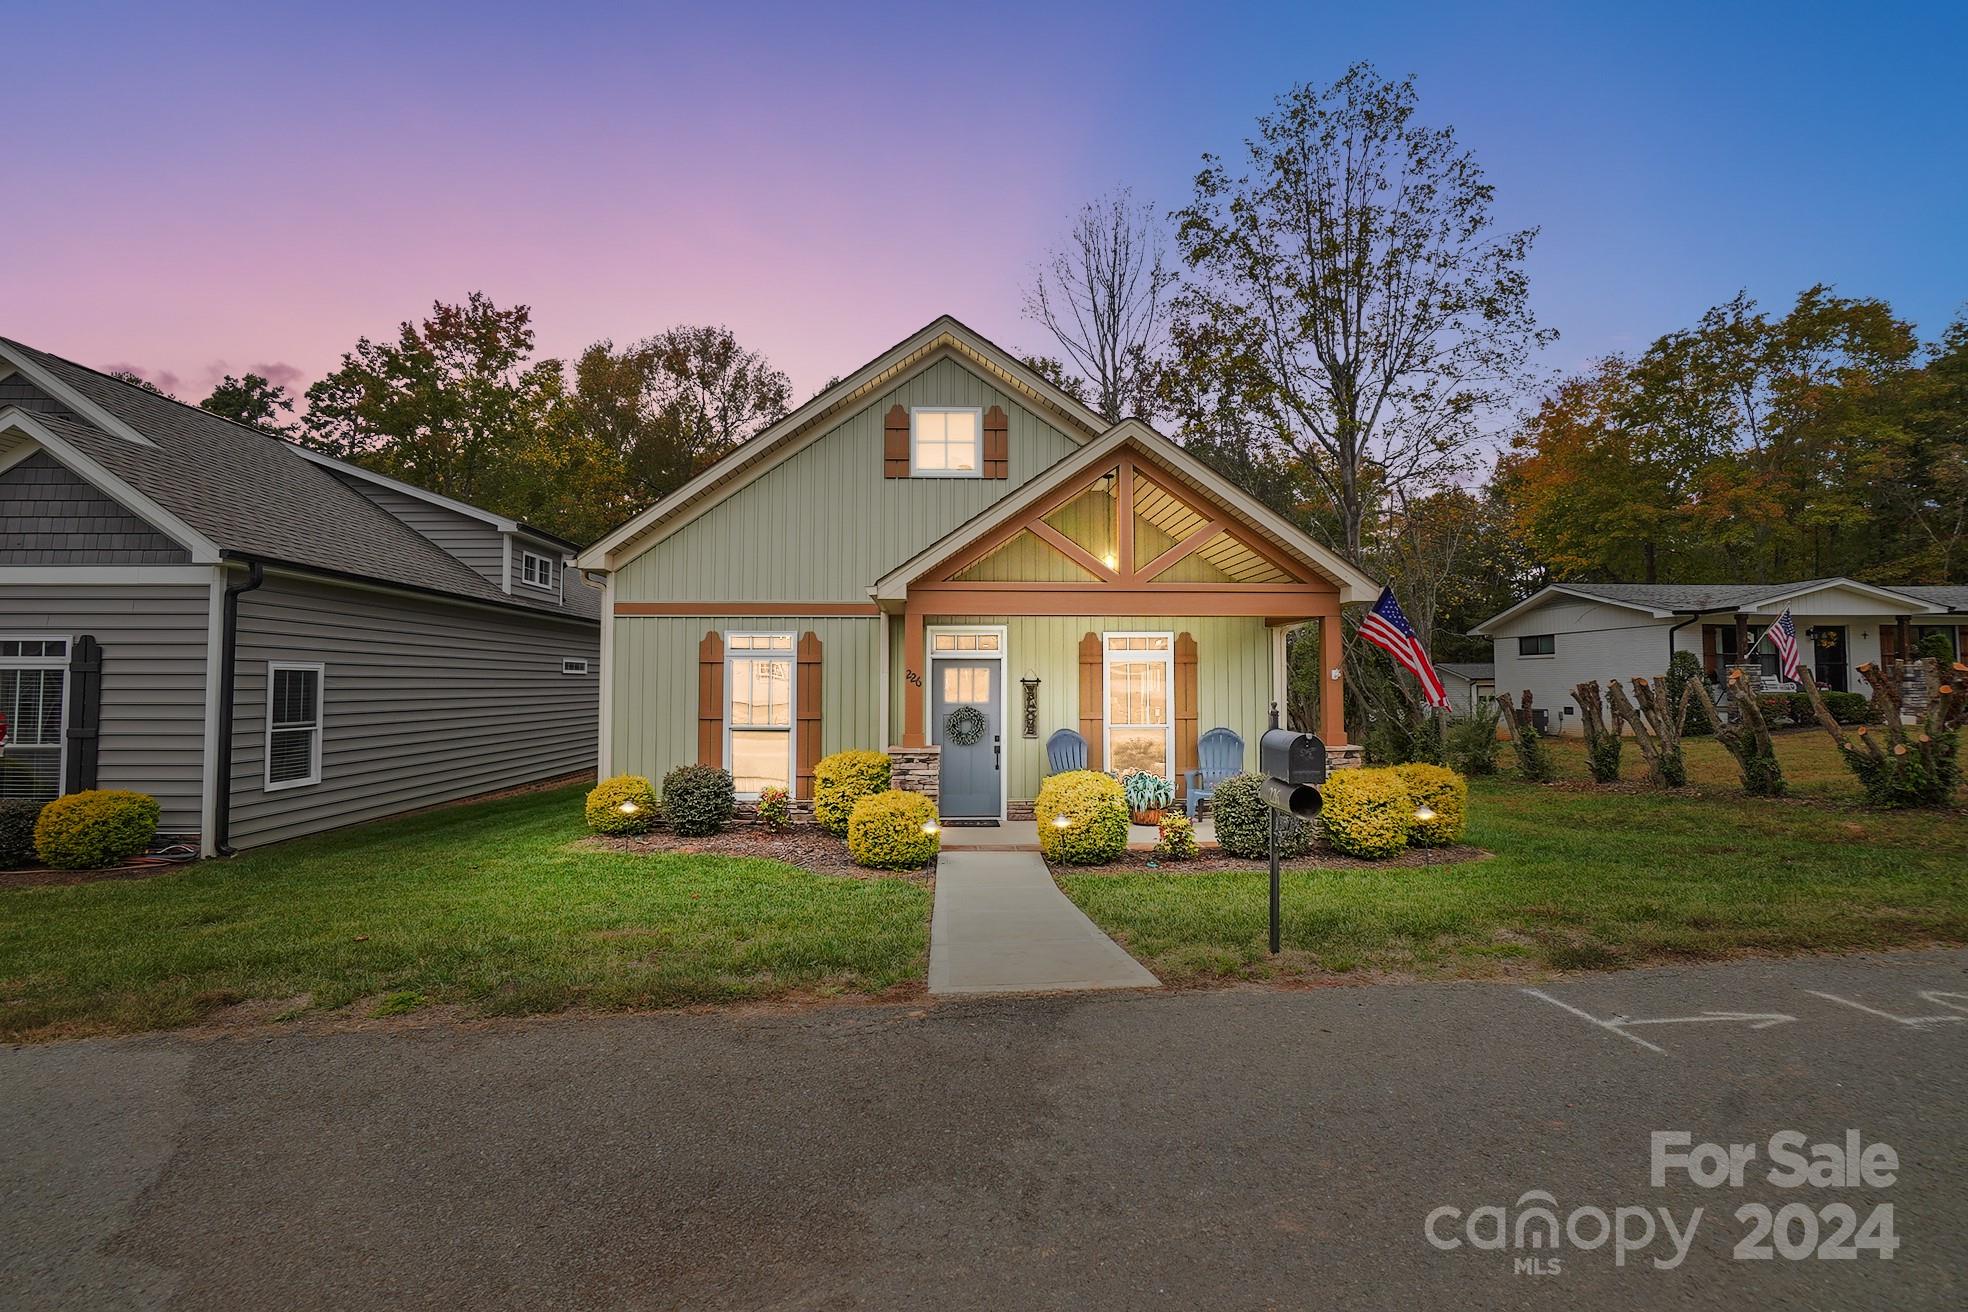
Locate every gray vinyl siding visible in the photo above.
<box><xmin>610</xmin><ymin>615</ymin><xmax>882</xmax><ymax>787</ymax></box>
<box><xmin>0</xmin><ymin>374</ymin><xmax>82</xmax><ymax>421</ymax></box>
<box><xmin>226</xmin><ymin>573</ymin><xmax>599</xmax><ymax>847</ymax></box>
<box><xmin>0</xmin><ymin>451</ymin><xmax>189</xmax><ymax>564</ymax></box>
<box><xmin>329</xmin><ymin>471</ymin><xmax>508</xmax><ymax>586</ymax></box>
<box><xmin>0</xmin><ymin>580</ymin><xmax>211</xmax><ymax>834</ymax></box>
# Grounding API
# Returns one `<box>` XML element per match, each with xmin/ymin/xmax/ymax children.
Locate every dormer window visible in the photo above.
<box><xmin>910</xmin><ymin>408</ymin><xmax>981</xmax><ymax>477</ymax></box>
<box><xmin>521</xmin><ymin>550</ymin><xmax>557</xmax><ymax>591</ymax></box>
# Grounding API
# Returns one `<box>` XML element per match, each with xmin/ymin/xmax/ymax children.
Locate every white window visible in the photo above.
<box><xmin>265</xmin><ymin>662</ymin><xmax>324</xmax><ymax>790</ymax></box>
<box><xmin>562</xmin><ymin>658</ymin><xmax>590</xmax><ymax>675</ymax></box>
<box><xmin>521</xmin><ymin>550</ymin><xmax>558</xmax><ymax>592</ymax></box>
<box><xmin>1103</xmin><ymin>633</ymin><xmax>1173</xmax><ymax>778</ymax></box>
<box><xmin>0</xmin><ymin>637</ymin><xmax>68</xmax><ymax>803</ymax></box>
<box><xmin>1517</xmin><ymin>634</ymin><xmax>1555</xmax><ymax>657</ymax></box>
<box><xmin>726</xmin><ymin>633</ymin><xmax>794</xmax><ymax>796</ymax></box>
<box><xmin>910</xmin><ymin>407</ymin><xmax>981</xmax><ymax>477</ymax></box>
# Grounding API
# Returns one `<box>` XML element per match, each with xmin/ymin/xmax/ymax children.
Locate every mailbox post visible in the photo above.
<box><xmin>1258</xmin><ymin>705</ymin><xmax>1326</xmax><ymax>954</ymax></box>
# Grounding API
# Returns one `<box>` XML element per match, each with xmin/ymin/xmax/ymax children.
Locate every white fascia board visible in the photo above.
<box><xmin>1748</xmin><ymin>578</ymin><xmax>1945</xmax><ymax>615</ymax></box>
<box><xmin>0</xmin><ymin>343</ymin><xmax>157</xmax><ymax>448</ymax></box>
<box><xmin>0</xmin><ymin>409</ymin><xmax>221</xmax><ymax>562</ymax></box>
<box><xmin>1469</xmin><ymin>585</ymin><xmax>1677</xmax><ymax>635</ymax></box>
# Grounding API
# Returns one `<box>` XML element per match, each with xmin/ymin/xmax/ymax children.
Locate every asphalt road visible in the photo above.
<box><xmin>5</xmin><ymin>950</ymin><xmax>1965</xmax><ymax>1311</ymax></box>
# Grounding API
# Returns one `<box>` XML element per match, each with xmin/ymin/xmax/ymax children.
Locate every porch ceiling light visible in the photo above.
<box><xmin>1101</xmin><ymin>552</ymin><xmax>1118</xmax><ymax>570</ymax></box>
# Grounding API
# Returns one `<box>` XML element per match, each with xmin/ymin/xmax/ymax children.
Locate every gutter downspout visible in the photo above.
<box><xmin>212</xmin><ymin>557</ymin><xmax>264</xmax><ymax>855</ymax></box>
<box><xmin>1667</xmin><ymin>612</ymin><xmax>1700</xmax><ymax>666</ymax></box>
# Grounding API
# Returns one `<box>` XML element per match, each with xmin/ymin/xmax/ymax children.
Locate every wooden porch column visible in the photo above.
<box><xmin>1319</xmin><ymin>611</ymin><xmax>1347</xmax><ymax>746</ymax></box>
<box><xmin>1734</xmin><ymin>613</ymin><xmax>1750</xmax><ymax>659</ymax></box>
<box><xmin>1895</xmin><ymin>616</ymin><xmax>1911</xmax><ymax>663</ymax></box>
<box><xmin>901</xmin><ymin>603</ymin><xmax>927</xmax><ymax>747</ymax></box>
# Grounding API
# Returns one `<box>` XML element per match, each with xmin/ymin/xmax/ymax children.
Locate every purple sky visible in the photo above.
<box><xmin>10</xmin><ymin>1</ymin><xmax>1965</xmax><ymax>407</ymax></box>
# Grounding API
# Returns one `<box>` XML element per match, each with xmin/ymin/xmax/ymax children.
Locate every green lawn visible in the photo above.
<box><xmin>1059</xmin><ymin>776</ymin><xmax>1968</xmax><ymax>984</ymax></box>
<box><xmin>1541</xmin><ymin>725</ymin><xmax>1968</xmax><ymax>805</ymax></box>
<box><xmin>0</xmin><ymin>785</ymin><xmax>929</xmax><ymax>1041</ymax></box>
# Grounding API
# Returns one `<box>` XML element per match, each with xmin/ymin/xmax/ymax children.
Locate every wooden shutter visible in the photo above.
<box><xmin>1701</xmin><ymin>625</ymin><xmax>1718</xmax><ymax>677</ymax></box>
<box><xmin>983</xmin><ymin>405</ymin><xmax>1009</xmax><ymax>478</ymax></box>
<box><xmin>1078</xmin><ymin>632</ymin><xmax>1104</xmax><ymax>766</ymax></box>
<box><xmin>65</xmin><ymin>634</ymin><xmax>102</xmax><ymax>793</ymax></box>
<box><xmin>884</xmin><ymin>404</ymin><xmax>910</xmax><ymax>478</ymax></box>
<box><xmin>1174</xmin><ymin>632</ymin><xmax>1198</xmax><ymax>800</ymax></box>
<box><xmin>697</xmin><ymin>630</ymin><xmax>724</xmax><ymax>767</ymax></box>
<box><xmin>796</xmin><ymin>631</ymin><xmax>823</xmax><ymax>799</ymax></box>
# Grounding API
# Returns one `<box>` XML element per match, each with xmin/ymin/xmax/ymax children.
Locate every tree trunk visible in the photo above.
<box><xmin>1606</xmin><ymin>677</ymin><xmax>1689</xmax><ymax>788</ymax></box>
<box><xmin>1571</xmin><ymin>680</ymin><xmax>1621</xmax><ymax>783</ymax></box>
<box><xmin>1795</xmin><ymin>660</ymin><xmax>1967</xmax><ymax>806</ymax></box>
<box><xmin>1495</xmin><ymin>690</ymin><xmax>1557</xmax><ymax>782</ymax></box>
<box><xmin>1688</xmin><ymin>670</ymin><xmax>1783</xmax><ymax>796</ymax></box>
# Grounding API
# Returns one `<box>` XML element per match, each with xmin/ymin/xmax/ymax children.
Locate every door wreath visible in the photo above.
<box><xmin>943</xmin><ymin>705</ymin><xmax>987</xmax><ymax>746</ymax></box>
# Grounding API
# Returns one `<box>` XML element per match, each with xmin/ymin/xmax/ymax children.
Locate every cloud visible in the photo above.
<box><xmin>252</xmin><ymin>362</ymin><xmax>307</xmax><ymax>392</ymax></box>
<box><xmin>102</xmin><ymin>363</ymin><xmax>182</xmax><ymax>396</ymax></box>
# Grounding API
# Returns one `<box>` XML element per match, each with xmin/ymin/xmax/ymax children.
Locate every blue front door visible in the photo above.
<box><xmin>932</xmin><ymin>659</ymin><xmax>1001</xmax><ymax>818</ymax></box>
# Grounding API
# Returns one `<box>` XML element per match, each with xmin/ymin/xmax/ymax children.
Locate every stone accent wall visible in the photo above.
<box><xmin>887</xmin><ymin>745</ymin><xmax>940</xmax><ymax>805</ymax></box>
<box><xmin>1325</xmin><ymin>744</ymin><xmax>1365</xmax><ymax>772</ymax></box>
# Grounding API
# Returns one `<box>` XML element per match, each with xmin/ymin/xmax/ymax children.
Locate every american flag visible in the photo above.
<box><xmin>1765</xmin><ymin>608</ymin><xmax>1802</xmax><ymax>681</ymax></box>
<box><xmin>1360</xmin><ymin>586</ymin><xmax>1449</xmax><ymax>709</ymax></box>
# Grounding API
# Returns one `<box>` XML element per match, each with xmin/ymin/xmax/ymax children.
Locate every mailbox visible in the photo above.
<box><xmin>1260</xmin><ymin>729</ymin><xmax>1327</xmax><ymax>786</ymax></box>
<box><xmin>1259</xmin><ymin>777</ymin><xmax>1323</xmax><ymax>820</ymax></box>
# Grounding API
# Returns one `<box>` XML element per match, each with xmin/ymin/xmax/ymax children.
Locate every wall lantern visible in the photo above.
<box><xmin>1020</xmin><ymin>675</ymin><xmax>1041</xmax><ymax>739</ymax></box>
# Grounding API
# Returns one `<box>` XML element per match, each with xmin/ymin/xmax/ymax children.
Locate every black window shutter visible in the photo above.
<box><xmin>65</xmin><ymin>635</ymin><xmax>102</xmax><ymax>793</ymax></box>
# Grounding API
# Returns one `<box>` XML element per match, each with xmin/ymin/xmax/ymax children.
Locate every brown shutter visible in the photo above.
<box><xmin>796</xmin><ymin>631</ymin><xmax>823</xmax><ymax>799</ymax></box>
<box><xmin>1701</xmin><ymin>625</ymin><xmax>1718</xmax><ymax>677</ymax></box>
<box><xmin>697</xmin><ymin>630</ymin><xmax>724</xmax><ymax>767</ymax></box>
<box><xmin>884</xmin><ymin>404</ymin><xmax>910</xmax><ymax>477</ymax></box>
<box><xmin>1174</xmin><ymin>632</ymin><xmax>1198</xmax><ymax>800</ymax></box>
<box><xmin>1078</xmin><ymin>631</ymin><xmax>1104</xmax><ymax>766</ymax></box>
<box><xmin>983</xmin><ymin>405</ymin><xmax>1009</xmax><ymax>478</ymax></box>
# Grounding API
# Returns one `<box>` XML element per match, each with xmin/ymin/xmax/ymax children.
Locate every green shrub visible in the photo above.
<box><xmin>1668</xmin><ymin>651</ymin><xmax>1711</xmax><ymax>735</ymax></box>
<box><xmin>756</xmin><ymin>785</ymin><xmax>792</xmax><ymax>832</ymax></box>
<box><xmin>1208</xmin><ymin>772</ymin><xmax>1312</xmax><ymax>860</ymax></box>
<box><xmin>1841</xmin><ymin>731</ymin><xmax>1961</xmax><ymax>808</ymax></box>
<box><xmin>1153</xmin><ymin>812</ymin><xmax>1198</xmax><ymax>861</ymax></box>
<box><xmin>1446</xmin><ymin>704</ymin><xmax>1501</xmax><ymax>777</ymax></box>
<box><xmin>1318</xmin><ymin>769</ymin><xmax>1413</xmax><ymax>859</ymax></box>
<box><xmin>1508</xmin><ymin>720</ymin><xmax>1557</xmax><ymax>784</ymax></box>
<box><xmin>1035</xmin><ymin>770</ymin><xmax>1129</xmax><ymax>865</ymax></box>
<box><xmin>1585</xmin><ymin>732</ymin><xmax>1622</xmax><ymax>784</ymax></box>
<box><xmin>814</xmin><ymin>750</ymin><xmax>891</xmax><ymax>836</ymax></box>
<box><xmin>33</xmin><ymin>790</ymin><xmax>160</xmax><ymax>870</ymax></box>
<box><xmin>1822</xmin><ymin>690</ymin><xmax>1874</xmax><ymax>725</ymax></box>
<box><xmin>1392</xmin><ymin>763</ymin><xmax>1467</xmax><ymax>847</ymax></box>
<box><xmin>1757</xmin><ymin>693</ymin><xmax>1798</xmax><ymax>726</ymax></box>
<box><xmin>584</xmin><ymin>775</ymin><xmax>658</xmax><ymax>834</ymax></box>
<box><xmin>0</xmin><ymin>799</ymin><xmax>43</xmax><ymax>866</ymax></box>
<box><xmin>1915</xmin><ymin>631</ymin><xmax>1954</xmax><ymax>663</ymax></box>
<box><xmin>661</xmin><ymin>765</ymin><xmax>734</xmax><ymax>836</ymax></box>
<box><xmin>846</xmin><ymin>789</ymin><xmax>939</xmax><ymax>870</ymax></box>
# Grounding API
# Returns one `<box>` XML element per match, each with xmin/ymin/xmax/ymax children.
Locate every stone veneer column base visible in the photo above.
<box><xmin>886</xmin><ymin>745</ymin><xmax>940</xmax><ymax>806</ymax></box>
<box><xmin>1325</xmin><ymin>744</ymin><xmax>1365</xmax><ymax>772</ymax></box>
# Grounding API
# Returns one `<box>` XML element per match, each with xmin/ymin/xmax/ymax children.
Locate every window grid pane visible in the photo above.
<box><xmin>729</xmin><ymin>657</ymin><xmax>791</xmax><ymax>727</ymax></box>
<box><xmin>731</xmin><ymin>731</ymin><xmax>789</xmax><ymax>794</ymax></box>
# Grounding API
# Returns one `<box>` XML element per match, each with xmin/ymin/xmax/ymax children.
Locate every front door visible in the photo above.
<box><xmin>932</xmin><ymin>659</ymin><xmax>1001</xmax><ymax>818</ymax></box>
<box><xmin>1813</xmin><ymin>625</ymin><xmax>1848</xmax><ymax>692</ymax></box>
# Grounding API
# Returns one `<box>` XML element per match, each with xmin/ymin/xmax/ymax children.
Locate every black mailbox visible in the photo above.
<box><xmin>1260</xmin><ymin>728</ymin><xmax>1327</xmax><ymax>786</ymax></box>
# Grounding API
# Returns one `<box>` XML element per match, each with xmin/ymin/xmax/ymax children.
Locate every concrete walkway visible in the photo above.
<box><xmin>928</xmin><ymin>851</ymin><xmax>1161</xmax><ymax>995</ymax></box>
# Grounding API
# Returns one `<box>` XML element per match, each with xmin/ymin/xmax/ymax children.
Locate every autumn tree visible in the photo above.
<box><xmin>201</xmin><ymin>373</ymin><xmax>295</xmax><ymax>432</ymax></box>
<box><xmin>1164</xmin><ymin>62</ymin><xmax>1551</xmax><ymax>565</ymax></box>
<box><xmin>1024</xmin><ymin>188</ymin><xmax>1172</xmax><ymax>424</ymax></box>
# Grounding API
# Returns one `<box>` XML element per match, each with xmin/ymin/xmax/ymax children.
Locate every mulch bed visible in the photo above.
<box><xmin>0</xmin><ymin>858</ymin><xmax>197</xmax><ymax>890</ymax></box>
<box><xmin>585</xmin><ymin>825</ymin><xmax>932</xmax><ymax>883</ymax></box>
<box><xmin>1055</xmin><ymin>842</ymin><xmax>1492</xmax><ymax>875</ymax></box>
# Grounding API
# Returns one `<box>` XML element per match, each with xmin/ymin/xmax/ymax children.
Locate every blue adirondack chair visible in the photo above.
<box><xmin>1045</xmin><ymin>728</ymin><xmax>1088</xmax><ymax>775</ymax></box>
<box><xmin>1182</xmin><ymin>727</ymin><xmax>1245</xmax><ymax>817</ymax></box>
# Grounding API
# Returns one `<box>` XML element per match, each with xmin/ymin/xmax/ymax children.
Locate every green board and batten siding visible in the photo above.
<box><xmin>613</xmin><ymin>356</ymin><xmax>1082</xmax><ymax>604</ymax></box>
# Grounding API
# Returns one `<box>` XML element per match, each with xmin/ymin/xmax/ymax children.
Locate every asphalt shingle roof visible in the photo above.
<box><xmin>2</xmin><ymin>339</ymin><xmax>590</xmax><ymax>620</ymax></box>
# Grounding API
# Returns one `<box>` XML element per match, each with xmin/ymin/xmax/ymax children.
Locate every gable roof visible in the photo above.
<box><xmin>578</xmin><ymin>315</ymin><xmax>1112</xmax><ymax>570</ymax></box>
<box><xmin>1473</xmin><ymin>577</ymin><xmax>1947</xmax><ymax>634</ymax></box>
<box><xmin>872</xmin><ymin>420</ymin><xmax>1381</xmax><ymax>604</ymax></box>
<box><xmin>1436</xmin><ymin>662</ymin><xmax>1495</xmax><ymax>681</ymax></box>
<box><xmin>0</xmin><ymin>337</ymin><xmax>586</xmax><ymax>618</ymax></box>
<box><xmin>1894</xmin><ymin>585</ymin><xmax>1968</xmax><ymax>613</ymax></box>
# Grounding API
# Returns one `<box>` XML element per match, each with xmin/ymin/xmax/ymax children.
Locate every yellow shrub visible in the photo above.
<box><xmin>33</xmin><ymin>790</ymin><xmax>160</xmax><ymax>870</ymax></box>
<box><xmin>1393</xmin><ymin>763</ymin><xmax>1467</xmax><ymax>847</ymax></box>
<box><xmin>846</xmin><ymin>789</ymin><xmax>939</xmax><ymax>870</ymax></box>
<box><xmin>1318</xmin><ymin>769</ymin><xmax>1412</xmax><ymax>859</ymax></box>
<box><xmin>585</xmin><ymin>775</ymin><xmax>658</xmax><ymax>834</ymax></box>
<box><xmin>815</xmin><ymin>750</ymin><xmax>892</xmax><ymax>836</ymax></box>
<box><xmin>1035</xmin><ymin>770</ymin><xmax>1129</xmax><ymax>865</ymax></box>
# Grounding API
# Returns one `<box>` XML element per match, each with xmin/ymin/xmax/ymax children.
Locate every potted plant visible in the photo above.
<box><xmin>1121</xmin><ymin>770</ymin><xmax>1175</xmax><ymax>825</ymax></box>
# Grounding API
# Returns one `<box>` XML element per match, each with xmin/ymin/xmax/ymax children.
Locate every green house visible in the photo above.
<box><xmin>578</xmin><ymin>317</ymin><xmax>1376</xmax><ymax>821</ymax></box>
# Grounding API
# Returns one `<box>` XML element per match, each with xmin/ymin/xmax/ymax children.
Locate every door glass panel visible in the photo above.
<box><xmin>941</xmin><ymin>667</ymin><xmax>992</xmax><ymax>704</ymax></box>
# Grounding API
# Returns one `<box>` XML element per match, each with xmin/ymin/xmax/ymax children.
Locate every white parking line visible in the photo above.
<box><xmin>1521</xmin><ymin>989</ymin><xmax>1666</xmax><ymax>1054</ymax></box>
<box><xmin>1806</xmin><ymin>991</ymin><xmax>1968</xmax><ymax>1029</ymax></box>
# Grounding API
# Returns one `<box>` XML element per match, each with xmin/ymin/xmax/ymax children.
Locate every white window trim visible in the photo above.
<box><xmin>908</xmin><ymin>406</ymin><xmax>984</xmax><ymax>479</ymax></box>
<box><xmin>1101</xmin><ymin>630</ymin><xmax>1175</xmax><ymax>782</ymax></box>
<box><xmin>562</xmin><ymin>658</ymin><xmax>590</xmax><ymax>675</ymax></box>
<box><xmin>520</xmin><ymin>549</ymin><xmax>560</xmax><ymax>596</ymax></box>
<box><xmin>1516</xmin><ymin>634</ymin><xmax>1557</xmax><ymax>658</ymax></box>
<box><xmin>723</xmin><ymin>631</ymin><xmax>796</xmax><ymax>800</ymax></box>
<box><xmin>0</xmin><ymin>634</ymin><xmax>70</xmax><ymax>803</ymax></box>
<box><xmin>926</xmin><ymin>624</ymin><xmax>1009</xmax><ymax>821</ymax></box>
<box><xmin>264</xmin><ymin>661</ymin><xmax>325</xmax><ymax>791</ymax></box>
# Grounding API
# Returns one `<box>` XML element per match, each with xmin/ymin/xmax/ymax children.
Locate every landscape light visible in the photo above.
<box><xmin>920</xmin><ymin>821</ymin><xmax>940</xmax><ymax>836</ymax></box>
<box><xmin>1052</xmin><ymin>814</ymin><xmax>1073</xmax><ymax>829</ymax></box>
<box><xmin>1414</xmin><ymin>804</ymin><xmax>1437</xmax><ymax>823</ymax></box>
<box><xmin>617</xmin><ymin>800</ymin><xmax>641</xmax><ymax>816</ymax></box>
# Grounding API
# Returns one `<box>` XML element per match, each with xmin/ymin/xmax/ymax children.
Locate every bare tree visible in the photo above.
<box><xmin>1024</xmin><ymin>188</ymin><xmax>1173</xmax><ymax>424</ymax></box>
<box><xmin>1165</xmin><ymin>62</ymin><xmax>1553</xmax><ymax>564</ymax></box>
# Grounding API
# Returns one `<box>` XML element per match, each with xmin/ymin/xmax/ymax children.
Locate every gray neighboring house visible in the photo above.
<box><xmin>1435</xmin><ymin>662</ymin><xmax>1494</xmax><ymax>715</ymax></box>
<box><xmin>0</xmin><ymin>336</ymin><xmax>600</xmax><ymax>854</ymax></box>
